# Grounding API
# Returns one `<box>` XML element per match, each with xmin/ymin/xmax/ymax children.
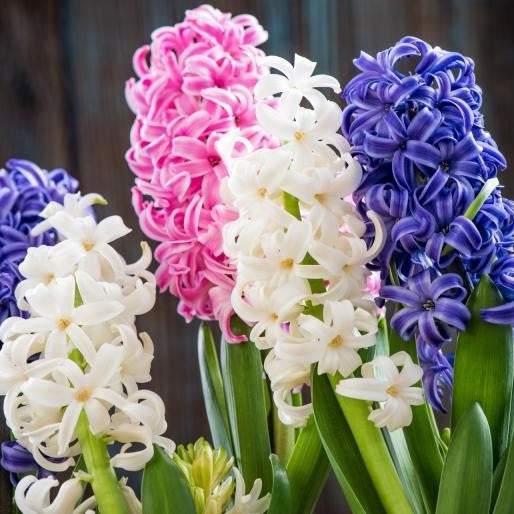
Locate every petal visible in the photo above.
<box><xmin>254</xmin><ymin>73</ymin><xmax>289</xmax><ymax>99</ymax></box>
<box><xmin>84</xmin><ymin>399</ymin><xmax>111</xmax><ymax>435</ymax></box>
<box><xmin>95</xmin><ymin>216</ymin><xmax>131</xmax><ymax>244</ymax></box>
<box><xmin>256</xmin><ymin>103</ymin><xmax>294</xmax><ymax>140</ymax></box>
<box><xmin>73</xmin><ymin>301</ymin><xmax>124</xmax><ymax>325</ymax></box>
<box><xmin>335</xmin><ymin>377</ymin><xmax>388</xmax><ymax>402</ymax></box>
<box><xmin>58</xmin><ymin>402</ymin><xmax>82</xmax><ymax>454</ymax></box>
<box><xmin>22</xmin><ymin>378</ymin><xmax>74</xmax><ymax>407</ymax></box>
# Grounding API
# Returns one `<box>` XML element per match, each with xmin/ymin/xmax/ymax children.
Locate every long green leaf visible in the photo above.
<box><xmin>221</xmin><ymin>320</ymin><xmax>272</xmax><ymax>495</ymax></box>
<box><xmin>436</xmin><ymin>403</ymin><xmax>492</xmax><ymax>514</ymax></box>
<box><xmin>312</xmin><ymin>371</ymin><xmax>385</xmax><ymax>514</ymax></box>
<box><xmin>452</xmin><ymin>275</ymin><xmax>513</xmax><ymax>464</ymax></box>
<box><xmin>142</xmin><ymin>445</ymin><xmax>196</xmax><ymax>514</ymax></box>
<box><xmin>286</xmin><ymin>414</ymin><xmax>330</xmax><ymax>514</ymax></box>
<box><xmin>327</xmin><ymin>374</ymin><xmax>412</xmax><ymax>514</ymax></box>
<box><xmin>268</xmin><ymin>454</ymin><xmax>292</xmax><ymax>514</ymax></box>
<box><xmin>492</xmin><ymin>448</ymin><xmax>508</xmax><ymax>511</ymax></box>
<box><xmin>383</xmin><ymin>429</ymin><xmax>426</xmax><ymax>514</ymax></box>
<box><xmin>198</xmin><ymin>323</ymin><xmax>233</xmax><ymax>455</ymax></box>
<box><xmin>388</xmin><ymin>323</ymin><xmax>443</xmax><ymax>513</ymax></box>
<box><xmin>493</xmin><ymin>432</ymin><xmax>514</xmax><ymax>512</ymax></box>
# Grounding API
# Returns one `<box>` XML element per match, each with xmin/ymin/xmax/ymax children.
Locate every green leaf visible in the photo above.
<box><xmin>197</xmin><ymin>323</ymin><xmax>233</xmax><ymax>455</ymax></box>
<box><xmin>312</xmin><ymin>370</ymin><xmax>385</xmax><ymax>514</ymax></box>
<box><xmin>493</xmin><ymin>432</ymin><xmax>514</xmax><ymax>513</ymax></box>
<box><xmin>142</xmin><ymin>445</ymin><xmax>196</xmax><ymax>514</ymax></box>
<box><xmin>452</xmin><ymin>275</ymin><xmax>513</xmax><ymax>464</ymax></box>
<box><xmin>268</xmin><ymin>454</ymin><xmax>292</xmax><ymax>514</ymax></box>
<box><xmin>388</xmin><ymin>323</ymin><xmax>443</xmax><ymax>513</ymax></box>
<box><xmin>436</xmin><ymin>403</ymin><xmax>492</xmax><ymax>514</ymax></box>
<box><xmin>221</xmin><ymin>319</ymin><xmax>272</xmax><ymax>495</ymax></box>
<box><xmin>286</xmin><ymin>414</ymin><xmax>330</xmax><ymax>514</ymax></box>
<box><xmin>382</xmin><ymin>429</ymin><xmax>426</xmax><ymax>514</ymax></box>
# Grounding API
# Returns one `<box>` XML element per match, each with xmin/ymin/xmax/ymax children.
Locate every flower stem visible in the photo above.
<box><xmin>272</xmin><ymin>401</ymin><xmax>295</xmax><ymax>464</ymax></box>
<box><xmin>75</xmin><ymin>411</ymin><xmax>129</xmax><ymax>514</ymax></box>
<box><xmin>328</xmin><ymin>374</ymin><xmax>413</xmax><ymax>514</ymax></box>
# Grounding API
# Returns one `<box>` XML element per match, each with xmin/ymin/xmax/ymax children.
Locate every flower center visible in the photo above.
<box><xmin>208</xmin><ymin>156</ymin><xmax>220</xmax><ymax>167</ymax></box>
<box><xmin>386</xmin><ymin>385</ymin><xmax>399</xmax><ymax>397</ymax></box>
<box><xmin>399</xmin><ymin>141</ymin><xmax>407</xmax><ymax>151</ymax></box>
<box><xmin>422</xmin><ymin>300</ymin><xmax>435</xmax><ymax>311</ymax></box>
<box><xmin>293</xmin><ymin>131</ymin><xmax>305</xmax><ymax>142</ymax></box>
<box><xmin>281</xmin><ymin>258</ymin><xmax>294</xmax><ymax>269</ymax></box>
<box><xmin>270</xmin><ymin>313</ymin><xmax>279</xmax><ymax>321</ymax></box>
<box><xmin>314</xmin><ymin>193</ymin><xmax>326</xmax><ymax>203</ymax></box>
<box><xmin>83</xmin><ymin>240</ymin><xmax>95</xmax><ymax>252</ymax></box>
<box><xmin>328</xmin><ymin>335</ymin><xmax>343</xmax><ymax>348</ymax></box>
<box><xmin>384</xmin><ymin>103</ymin><xmax>392</xmax><ymax>111</ymax></box>
<box><xmin>257</xmin><ymin>187</ymin><xmax>267</xmax><ymax>198</ymax></box>
<box><xmin>43</xmin><ymin>273</ymin><xmax>55</xmax><ymax>284</ymax></box>
<box><xmin>440</xmin><ymin>160</ymin><xmax>451</xmax><ymax>172</ymax></box>
<box><xmin>57</xmin><ymin>318</ymin><xmax>71</xmax><ymax>331</ymax></box>
<box><xmin>75</xmin><ymin>388</ymin><xmax>91</xmax><ymax>403</ymax></box>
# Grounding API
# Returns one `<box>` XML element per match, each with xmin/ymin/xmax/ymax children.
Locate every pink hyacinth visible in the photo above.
<box><xmin>125</xmin><ymin>4</ymin><xmax>274</xmax><ymax>341</ymax></box>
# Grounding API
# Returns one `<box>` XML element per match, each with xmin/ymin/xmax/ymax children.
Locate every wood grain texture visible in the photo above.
<box><xmin>1</xmin><ymin>1</ymin><xmax>513</xmax><ymax>512</ymax></box>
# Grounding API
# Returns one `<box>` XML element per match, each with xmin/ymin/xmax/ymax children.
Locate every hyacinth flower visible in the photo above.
<box><xmin>209</xmin><ymin>51</ymin><xmax>427</xmax><ymax>514</ymax></box>
<box><xmin>0</xmin><ymin>159</ymin><xmax>78</xmax><ymax>325</ymax></box>
<box><xmin>0</xmin><ymin>187</ymin><xmax>272</xmax><ymax>514</ymax></box>
<box><xmin>222</xmin><ymin>52</ymin><xmax>387</xmax><ymax>427</ymax></box>
<box><xmin>125</xmin><ymin>4</ymin><xmax>276</xmax><ymax>342</ymax></box>
<box><xmin>342</xmin><ymin>36</ymin><xmax>514</xmax><ymax>412</ymax></box>
<box><xmin>0</xmin><ymin>191</ymin><xmax>174</xmax><ymax>512</ymax></box>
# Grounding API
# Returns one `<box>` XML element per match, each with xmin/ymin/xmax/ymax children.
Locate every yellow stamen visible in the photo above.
<box><xmin>293</xmin><ymin>131</ymin><xmax>304</xmax><ymax>141</ymax></box>
<box><xmin>43</xmin><ymin>273</ymin><xmax>55</xmax><ymax>284</ymax></box>
<box><xmin>328</xmin><ymin>335</ymin><xmax>343</xmax><ymax>348</ymax></box>
<box><xmin>83</xmin><ymin>241</ymin><xmax>95</xmax><ymax>251</ymax></box>
<box><xmin>386</xmin><ymin>385</ymin><xmax>399</xmax><ymax>397</ymax></box>
<box><xmin>57</xmin><ymin>318</ymin><xmax>71</xmax><ymax>331</ymax></box>
<box><xmin>257</xmin><ymin>187</ymin><xmax>267</xmax><ymax>198</ymax></box>
<box><xmin>270</xmin><ymin>313</ymin><xmax>279</xmax><ymax>321</ymax></box>
<box><xmin>314</xmin><ymin>193</ymin><xmax>326</xmax><ymax>203</ymax></box>
<box><xmin>281</xmin><ymin>258</ymin><xmax>294</xmax><ymax>269</ymax></box>
<box><xmin>75</xmin><ymin>388</ymin><xmax>91</xmax><ymax>402</ymax></box>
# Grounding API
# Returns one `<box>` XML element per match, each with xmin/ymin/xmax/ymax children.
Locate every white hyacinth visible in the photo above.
<box><xmin>221</xmin><ymin>54</ymin><xmax>386</xmax><ymax>428</ymax></box>
<box><xmin>0</xmin><ymin>192</ymin><xmax>173</xmax><ymax>512</ymax></box>
<box><xmin>336</xmin><ymin>351</ymin><xmax>425</xmax><ymax>431</ymax></box>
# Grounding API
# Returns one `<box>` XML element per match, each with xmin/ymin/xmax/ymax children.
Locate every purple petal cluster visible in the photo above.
<box><xmin>0</xmin><ymin>159</ymin><xmax>78</xmax><ymax>324</ymax></box>
<box><xmin>0</xmin><ymin>441</ymin><xmax>51</xmax><ymax>486</ymax></box>
<box><xmin>343</xmin><ymin>37</ymin><xmax>514</xmax><ymax>409</ymax></box>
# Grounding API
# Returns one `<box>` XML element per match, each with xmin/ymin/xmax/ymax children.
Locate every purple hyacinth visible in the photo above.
<box><xmin>0</xmin><ymin>159</ymin><xmax>78</xmax><ymax>324</ymax></box>
<box><xmin>0</xmin><ymin>441</ymin><xmax>51</xmax><ymax>486</ymax></box>
<box><xmin>342</xmin><ymin>36</ymin><xmax>514</xmax><ymax>407</ymax></box>
<box><xmin>382</xmin><ymin>270</ymin><xmax>470</xmax><ymax>346</ymax></box>
<box><xmin>416</xmin><ymin>336</ymin><xmax>453</xmax><ymax>412</ymax></box>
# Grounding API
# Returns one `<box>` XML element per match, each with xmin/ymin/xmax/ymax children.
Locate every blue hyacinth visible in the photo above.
<box><xmin>343</xmin><ymin>37</ymin><xmax>514</xmax><ymax>410</ymax></box>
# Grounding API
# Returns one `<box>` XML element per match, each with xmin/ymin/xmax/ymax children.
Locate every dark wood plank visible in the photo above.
<box><xmin>0</xmin><ymin>1</ymin><xmax>70</xmax><ymax>509</ymax></box>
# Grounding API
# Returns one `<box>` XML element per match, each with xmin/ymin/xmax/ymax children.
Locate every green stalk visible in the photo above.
<box><xmin>286</xmin><ymin>416</ymin><xmax>330</xmax><ymax>514</ymax></box>
<box><xmin>328</xmin><ymin>374</ymin><xmax>413</xmax><ymax>514</ymax></box>
<box><xmin>272</xmin><ymin>402</ymin><xmax>295</xmax><ymax>465</ymax></box>
<box><xmin>70</xmin><ymin>288</ymin><xmax>129</xmax><ymax>514</ymax></box>
<box><xmin>76</xmin><ymin>411</ymin><xmax>129</xmax><ymax>514</ymax></box>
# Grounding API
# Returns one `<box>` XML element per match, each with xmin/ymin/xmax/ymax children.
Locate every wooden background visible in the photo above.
<box><xmin>1</xmin><ymin>1</ymin><xmax>513</xmax><ymax>512</ymax></box>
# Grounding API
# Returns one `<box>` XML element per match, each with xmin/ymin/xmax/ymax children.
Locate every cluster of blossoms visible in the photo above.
<box><xmin>0</xmin><ymin>159</ymin><xmax>78</xmax><ymax>325</ymax></box>
<box><xmin>174</xmin><ymin>438</ymin><xmax>270</xmax><ymax>514</ymax></box>
<box><xmin>125</xmin><ymin>4</ymin><xmax>276</xmax><ymax>342</ymax></box>
<box><xmin>343</xmin><ymin>36</ymin><xmax>514</xmax><ymax>411</ymax></box>
<box><xmin>221</xmin><ymin>53</ymin><xmax>424</xmax><ymax>431</ymax></box>
<box><xmin>0</xmin><ymin>192</ymin><xmax>173</xmax><ymax>512</ymax></box>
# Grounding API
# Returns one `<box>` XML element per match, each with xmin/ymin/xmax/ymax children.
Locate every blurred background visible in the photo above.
<box><xmin>1</xmin><ymin>0</ymin><xmax>513</xmax><ymax>512</ymax></box>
